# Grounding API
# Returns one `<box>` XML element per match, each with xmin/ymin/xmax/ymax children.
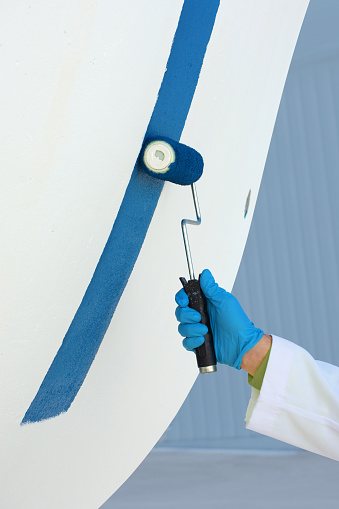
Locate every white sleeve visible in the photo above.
<box><xmin>245</xmin><ymin>335</ymin><xmax>339</xmax><ymax>461</ymax></box>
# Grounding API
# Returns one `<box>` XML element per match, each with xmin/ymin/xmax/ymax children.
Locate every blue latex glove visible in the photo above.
<box><xmin>175</xmin><ymin>269</ymin><xmax>263</xmax><ymax>369</ymax></box>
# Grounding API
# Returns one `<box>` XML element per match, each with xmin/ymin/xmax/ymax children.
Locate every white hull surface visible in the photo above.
<box><xmin>0</xmin><ymin>1</ymin><xmax>308</xmax><ymax>507</ymax></box>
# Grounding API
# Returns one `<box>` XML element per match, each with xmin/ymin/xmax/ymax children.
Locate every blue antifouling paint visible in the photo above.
<box><xmin>141</xmin><ymin>137</ymin><xmax>204</xmax><ymax>185</ymax></box>
<box><xmin>22</xmin><ymin>0</ymin><xmax>220</xmax><ymax>424</ymax></box>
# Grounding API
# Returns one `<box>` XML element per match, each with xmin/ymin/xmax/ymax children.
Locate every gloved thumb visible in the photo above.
<box><xmin>199</xmin><ymin>269</ymin><xmax>225</xmax><ymax>304</ymax></box>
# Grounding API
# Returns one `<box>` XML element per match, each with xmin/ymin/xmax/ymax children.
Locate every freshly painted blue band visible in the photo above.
<box><xmin>22</xmin><ymin>0</ymin><xmax>220</xmax><ymax>424</ymax></box>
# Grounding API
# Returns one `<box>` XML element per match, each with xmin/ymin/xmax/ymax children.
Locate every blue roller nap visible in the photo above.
<box><xmin>141</xmin><ymin>137</ymin><xmax>204</xmax><ymax>185</ymax></box>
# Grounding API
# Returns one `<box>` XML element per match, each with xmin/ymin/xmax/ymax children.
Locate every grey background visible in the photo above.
<box><xmin>102</xmin><ymin>1</ymin><xmax>339</xmax><ymax>507</ymax></box>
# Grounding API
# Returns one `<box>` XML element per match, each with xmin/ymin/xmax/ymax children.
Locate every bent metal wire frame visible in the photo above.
<box><xmin>181</xmin><ymin>183</ymin><xmax>201</xmax><ymax>281</ymax></box>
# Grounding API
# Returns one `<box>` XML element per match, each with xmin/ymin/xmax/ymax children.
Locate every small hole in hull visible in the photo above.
<box><xmin>244</xmin><ymin>189</ymin><xmax>251</xmax><ymax>218</ymax></box>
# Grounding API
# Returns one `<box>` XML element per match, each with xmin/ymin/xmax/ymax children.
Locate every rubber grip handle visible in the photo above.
<box><xmin>180</xmin><ymin>276</ymin><xmax>217</xmax><ymax>373</ymax></box>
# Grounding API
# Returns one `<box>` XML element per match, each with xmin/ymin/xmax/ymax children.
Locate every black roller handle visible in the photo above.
<box><xmin>180</xmin><ymin>275</ymin><xmax>217</xmax><ymax>373</ymax></box>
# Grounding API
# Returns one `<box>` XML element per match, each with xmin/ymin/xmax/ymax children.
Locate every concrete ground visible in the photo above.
<box><xmin>101</xmin><ymin>448</ymin><xmax>339</xmax><ymax>508</ymax></box>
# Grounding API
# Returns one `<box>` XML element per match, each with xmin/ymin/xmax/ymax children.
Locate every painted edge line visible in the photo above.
<box><xmin>22</xmin><ymin>0</ymin><xmax>220</xmax><ymax>424</ymax></box>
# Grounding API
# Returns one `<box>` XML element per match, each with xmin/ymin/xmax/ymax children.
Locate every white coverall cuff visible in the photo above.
<box><xmin>245</xmin><ymin>335</ymin><xmax>294</xmax><ymax>435</ymax></box>
<box><xmin>245</xmin><ymin>335</ymin><xmax>339</xmax><ymax>460</ymax></box>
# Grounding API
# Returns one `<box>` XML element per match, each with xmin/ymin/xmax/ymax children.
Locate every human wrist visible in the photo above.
<box><xmin>240</xmin><ymin>334</ymin><xmax>272</xmax><ymax>376</ymax></box>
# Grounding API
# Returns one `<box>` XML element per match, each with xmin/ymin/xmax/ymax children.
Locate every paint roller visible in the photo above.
<box><xmin>141</xmin><ymin>137</ymin><xmax>217</xmax><ymax>374</ymax></box>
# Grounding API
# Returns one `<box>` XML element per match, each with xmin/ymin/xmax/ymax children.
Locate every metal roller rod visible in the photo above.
<box><xmin>180</xmin><ymin>183</ymin><xmax>217</xmax><ymax>373</ymax></box>
<box><xmin>181</xmin><ymin>183</ymin><xmax>201</xmax><ymax>280</ymax></box>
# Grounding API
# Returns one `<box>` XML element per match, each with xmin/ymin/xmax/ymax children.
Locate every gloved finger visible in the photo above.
<box><xmin>178</xmin><ymin>322</ymin><xmax>208</xmax><ymax>338</ymax></box>
<box><xmin>175</xmin><ymin>306</ymin><xmax>201</xmax><ymax>324</ymax></box>
<box><xmin>183</xmin><ymin>336</ymin><xmax>205</xmax><ymax>352</ymax></box>
<box><xmin>200</xmin><ymin>268</ymin><xmax>227</xmax><ymax>303</ymax></box>
<box><xmin>175</xmin><ymin>288</ymin><xmax>189</xmax><ymax>307</ymax></box>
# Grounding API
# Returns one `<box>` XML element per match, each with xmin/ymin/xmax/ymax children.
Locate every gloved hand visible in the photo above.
<box><xmin>175</xmin><ymin>269</ymin><xmax>263</xmax><ymax>370</ymax></box>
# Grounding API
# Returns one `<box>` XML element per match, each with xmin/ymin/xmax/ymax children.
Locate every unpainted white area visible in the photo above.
<box><xmin>0</xmin><ymin>1</ymin><xmax>184</xmax><ymax>507</ymax></box>
<box><xmin>181</xmin><ymin>0</ymin><xmax>311</xmax><ymax>294</ymax></box>
<box><xmin>0</xmin><ymin>1</ymin><xmax>308</xmax><ymax>508</ymax></box>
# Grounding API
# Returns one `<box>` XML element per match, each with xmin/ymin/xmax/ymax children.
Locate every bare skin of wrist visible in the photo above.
<box><xmin>240</xmin><ymin>334</ymin><xmax>272</xmax><ymax>376</ymax></box>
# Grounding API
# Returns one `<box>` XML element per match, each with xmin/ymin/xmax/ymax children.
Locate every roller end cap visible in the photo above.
<box><xmin>143</xmin><ymin>140</ymin><xmax>175</xmax><ymax>174</ymax></box>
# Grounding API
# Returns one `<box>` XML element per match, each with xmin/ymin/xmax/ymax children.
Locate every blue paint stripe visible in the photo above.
<box><xmin>22</xmin><ymin>0</ymin><xmax>220</xmax><ymax>424</ymax></box>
